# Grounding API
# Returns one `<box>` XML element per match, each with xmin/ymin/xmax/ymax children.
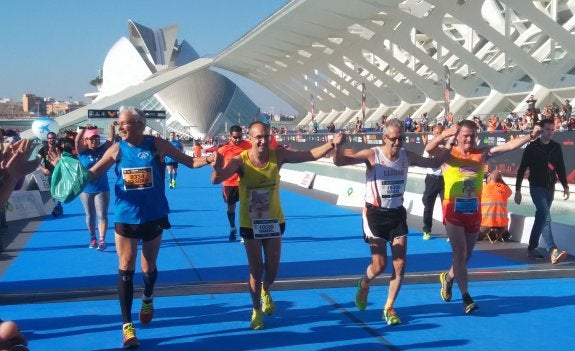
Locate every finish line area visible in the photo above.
<box><xmin>1</xmin><ymin>166</ymin><xmax>574</xmax><ymax>350</ymax></box>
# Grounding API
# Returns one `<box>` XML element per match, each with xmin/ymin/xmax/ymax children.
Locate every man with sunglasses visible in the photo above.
<box><xmin>211</xmin><ymin>121</ymin><xmax>340</xmax><ymax>330</ymax></box>
<box><xmin>333</xmin><ymin>118</ymin><xmax>453</xmax><ymax>325</ymax></box>
<box><xmin>216</xmin><ymin>125</ymin><xmax>251</xmax><ymax>241</ymax></box>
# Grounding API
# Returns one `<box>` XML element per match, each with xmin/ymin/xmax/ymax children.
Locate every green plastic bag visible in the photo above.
<box><xmin>50</xmin><ymin>152</ymin><xmax>90</xmax><ymax>203</ymax></box>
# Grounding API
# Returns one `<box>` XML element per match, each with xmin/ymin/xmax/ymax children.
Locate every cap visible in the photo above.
<box><xmin>83</xmin><ymin>129</ymin><xmax>99</xmax><ymax>139</ymax></box>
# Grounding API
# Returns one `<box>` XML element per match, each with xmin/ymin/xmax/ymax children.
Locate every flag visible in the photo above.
<box><xmin>361</xmin><ymin>82</ymin><xmax>366</xmax><ymax>121</ymax></box>
<box><xmin>444</xmin><ymin>65</ymin><xmax>451</xmax><ymax>117</ymax></box>
<box><xmin>310</xmin><ymin>94</ymin><xmax>315</xmax><ymax>121</ymax></box>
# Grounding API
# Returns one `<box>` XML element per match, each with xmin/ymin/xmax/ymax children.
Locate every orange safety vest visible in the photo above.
<box><xmin>480</xmin><ymin>182</ymin><xmax>512</xmax><ymax>228</ymax></box>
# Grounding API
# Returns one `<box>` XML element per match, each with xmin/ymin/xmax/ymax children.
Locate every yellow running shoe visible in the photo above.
<box><xmin>551</xmin><ymin>248</ymin><xmax>567</xmax><ymax>264</ymax></box>
<box><xmin>122</xmin><ymin>323</ymin><xmax>140</xmax><ymax>349</ymax></box>
<box><xmin>464</xmin><ymin>299</ymin><xmax>479</xmax><ymax>314</ymax></box>
<box><xmin>422</xmin><ymin>231</ymin><xmax>431</xmax><ymax>240</ymax></box>
<box><xmin>261</xmin><ymin>287</ymin><xmax>275</xmax><ymax>315</ymax></box>
<box><xmin>250</xmin><ymin>309</ymin><xmax>264</xmax><ymax>330</ymax></box>
<box><xmin>354</xmin><ymin>278</ymin><xmax>369</xmax><ymax>311</ymax></box>
<box><xmin>440</xmin><ymin>272</ymin><xmax>453</xmax><ymax>302</ymax></box>
<box><xmin>383</xmin><ymin>307</ymin><xmax>401</xmax><ymax>325</ymax></box>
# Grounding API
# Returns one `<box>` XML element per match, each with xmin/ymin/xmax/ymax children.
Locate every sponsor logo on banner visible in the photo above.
<box><xmin>32</xmin><ymin>170</ymin><xmax>50</xmax><ymax>191</ymax></box>
<box><xmin>299</xmin><ymin>171</ymin><xmax>316</xmax><ymax>189</ymax></box>
<box><xmin>5</xmin><ymin>190</ymin><xmax>47</xmax><ymax>221</ymax></box>
<box><xmin>496</xmin><ymin>137</ymin><xmax>506</xmax><ymax>145</ymax></box>
<box><xmin>336</xmin><ymin>183</ymin><xmax>365</xmax><ymax>207</ymax></box>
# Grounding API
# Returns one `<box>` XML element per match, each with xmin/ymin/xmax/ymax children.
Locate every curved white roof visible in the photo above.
<box><xmin>215</xmin><ymin>0</ymin><xmax>575</xmax><ymax>127</ymax></box>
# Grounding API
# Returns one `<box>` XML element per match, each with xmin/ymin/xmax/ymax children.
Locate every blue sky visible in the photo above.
<box><xmin>0</xmin><ymin>0</ymin><xmax>296</xmax><ymax>115</ymax></box>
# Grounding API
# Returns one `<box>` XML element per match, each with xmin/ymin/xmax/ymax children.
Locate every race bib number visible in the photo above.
<box><xmin>122</xmin><ymin>167</ymin><xmax>153</xmax><ymax>190</ymax></box>
<box><xmin>252</xmin><ymin>219</ymin><xmax>281</xmax><ymax>239</ymax></box>
<box><xmin>454</xmin><ymin>197</ymin><xmax>479</xmax><ymax>214</ymax></box>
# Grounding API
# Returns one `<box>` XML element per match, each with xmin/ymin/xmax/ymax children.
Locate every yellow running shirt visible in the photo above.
<box><xmin>239</xmin><ymin>149</ymin><xmax>285</xmax><ymax>235</ymax></box>
<box><xmin>442</xmin><ymin>147</ymin><xmax>485</xmax><ymax>214</ymax></box>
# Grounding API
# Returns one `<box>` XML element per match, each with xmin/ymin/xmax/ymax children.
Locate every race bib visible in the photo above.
<box><xmin>122</xmin><ymin>167</ymin><xmax>153</xmax><ymax>190</ymax></box>
<box><xmin>252</xmin><ymin>219</ymin><xmax>281</xmax><ymax>239</ymax></box>
<box><xmin>454</xmin><ymin>197</ymin><xmax>479</xmax><ymax>214</ymax></box>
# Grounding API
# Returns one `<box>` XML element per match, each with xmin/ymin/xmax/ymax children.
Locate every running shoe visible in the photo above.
<box><xmin>383</xmin><ymin>307</ymin><xmax>401</xmax><ymax>325</ymax></box>
<box><xmin>422</xmin><ymin>231</ymin><xmax>431</xmax><ymax>240</ymax></box>
<box><xmin>51</xmin><ymin>203</ymin><xmax>63</xmax><ymax>217</ymax></box>
<box><xmin>440</xmin><ymin>272</ymin><xmax>453</xmax><ymax>302</ymax></box>
<box><xmin>528</xmin><ymin>247</ymin><xmax>546</xmax><ymax>259</ymax></box>
<box><xmin>464</xmin><ymin>298</ymin><xmax>479</xmax><ymax>314</ymax></box>
<box><xmin>168</xmin><ymin>179</ymin><xmax>174</xmax><ymax>189</ymax></box>
<box><xmin>261</xmin><ymin>287</ymin><xmax>275</xmax><ymax>315</ymax></box>
<box><xmin>89</xmin><ymin>236</ymin><xmax>97</xmax><ymax>249</ymax></box>
<box><xmin>249</xmin><ymin>309</ymin><xmax>264</xmax><ymax>330</ymax></box>
<box><xmin>97</xmin><ymin>240</ymin><xmax>107</xmax><ymax>251</ymax></box>
<box><xmin>122</xmin><ymin>323</ymin><xmax>140</xmax><ymax>349</ymax></box>
<box><xmin>139</xmin><ymin>299</ymin><xmax>154</xmax><ymax>324</ymax></box>
<box><xmin>354</xmin><ymin>278</ymin><xmax>369</xmax><ymax>311</ymax></box>
<box><xmin>551</xmin><ymin>248</ymin><xmax>567</xmax><ymax>264</ymax></box>
<box><xmin>229</xmin><ymin>227</ymin><xmax>237</xmax><ymax>242</ymax></box>
<box><xmin>172</xmin><ymin>180</ymin><xmax>176</xmax><ymax>188</ymax></box>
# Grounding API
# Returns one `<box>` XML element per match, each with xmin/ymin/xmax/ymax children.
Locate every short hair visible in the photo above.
<box><xmin>119</xmin><ymin>106</ymin><xmax>146</xmax><ymax>125</ymax></box>
<box><xmin>229</xmin><ymin>125</ymin><xmax>242</xmax><ymax>134</ymax></box>
<box><xmin>382</xmin><ymin>118</ymin><xmax>404</xmax><ymax>135</ymax></box>
<box><xmin>248</xmin><ymin>121</ymin><xmax>268</xmax><ymax>133</ymax></box>
<box><xmin>539</xmin><ymin>118</ymin><xmax>554</xmax><ymax>128</ymax></box>
<box><xmin>458</xmin><ymin>119</ymin><xmax>478</xmax><ymax>132</ymax></box>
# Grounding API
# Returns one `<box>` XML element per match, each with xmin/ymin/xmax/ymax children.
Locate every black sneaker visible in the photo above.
<box><xmin>228</xmin><ymin>227</ymin><xmax>237</xmax><ymax>242</ymax></box>
<box><xmin>463</xmin><ymin>295</ymin><xmax>479</xmax><ymax>314</ymax></box>
<box><xmin>528</xmin><ymin>247</ymin><xmax>546</xmax><ymax>259</ymax></box>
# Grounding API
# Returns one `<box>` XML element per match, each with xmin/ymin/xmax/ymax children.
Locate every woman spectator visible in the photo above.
<box><xmin>75</xmin><ymin>123</ymin><xmax>116</xmax><ymax>251</ymax></box>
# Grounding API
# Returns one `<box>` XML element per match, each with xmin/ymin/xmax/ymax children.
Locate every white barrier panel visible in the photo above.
<box><xmin>281</xmin><ymin>166</ymin><xmax>575</xmax><ymax>256</ymax></box>
<box><xmin>32</xmin><ymin>170</ymin><xmax>51</xmax><ymax>192</ymax></box>
<box><xmin>336</xmin><ymin>182</ymin><xmax>365</xmax><ymax>207</ymax></box>
<box><xmin>299</xmin><ymin>171</ymin><xmax>316</xmax><ymax>189</ymax></box>
<box><xmin>5</xmin><ymin>190</ymin><xmax>48</xmax><ymax>221</ymax></box>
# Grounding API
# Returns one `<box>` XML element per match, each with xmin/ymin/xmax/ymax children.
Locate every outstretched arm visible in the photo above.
<box><xmin>332</xmin><ymin>132</ymin><xmax>373</xmax><ymax>167</ymax></box>
<box><xmin>0</xmin><ymin>139</ymin><xmax>39</xmax><ymax>207</ymax></box>
<box><xmin>155</xmin><ymin>138</ymin><xmax>214</xmax><ymax>168</ymax></box>
<box><xmin>277</xmin><ymin>136</ymin><xmax>338</xmax><ymax>166</ymax></box>
<box><xmin>211</xmin><ymin>152</ymin><xmax>242</xmax><ymax>184</ymax></box>
<box><xmin>488</xmin><ymin>126</ymin><xmax>541</xmax><ymax>158</ymax></box>
<box><xmin>406</xmin><ymin>147</ymin><xmax>451</xmax><ymax>169</ymax></box>
<box><xmin>425</xmin><ymin>125</ymin><xmax>457</xmax><ymax>155</ymax></box>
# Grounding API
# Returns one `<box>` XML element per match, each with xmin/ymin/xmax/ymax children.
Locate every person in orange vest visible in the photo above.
<box><xmin>193</xmin><ymin>140</ymin><xmax>203</xmax><ymax>157</ymax></box>
<box><xmin>479</xmin><ymin>170</ymin><xmax>512</xmax><ymax>242</ymax></box>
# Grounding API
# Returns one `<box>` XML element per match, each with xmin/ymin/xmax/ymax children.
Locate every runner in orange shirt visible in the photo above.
<box><xmin>193</xmin><ymin>140</ymin><xmax>203</xmax><ymax>157</ymax></box>
<box><xmin>217</xmin><ymin>125</ymin><xmax>251</xmax><ymax>241</ymax></box>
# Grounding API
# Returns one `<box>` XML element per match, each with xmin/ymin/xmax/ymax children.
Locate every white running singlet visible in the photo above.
<box><xmin>364</xmin><ymin>147</ymin><xmax>409</xmax><ymax>209</ymax></box>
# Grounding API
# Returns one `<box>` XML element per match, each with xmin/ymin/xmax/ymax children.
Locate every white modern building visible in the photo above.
<box><xmin>214</xmin><ymin>0</ymin><xmax>575</xmax><ymax>129</ymax></box>
<box><xmin>20</xmin><ymin>0</ymin><xmax>575</xmax><ymax>139</ymax></box>
<box><xmin>85</xmin><ymin>20</ymin><xmax>263</xmax><ymax>138</ymax></box>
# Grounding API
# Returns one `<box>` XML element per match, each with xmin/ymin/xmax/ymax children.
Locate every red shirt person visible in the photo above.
<box><xmin>216</xmin><ymin>125</ymin><xmax>251</xmax><ymax>241</ymax></box>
